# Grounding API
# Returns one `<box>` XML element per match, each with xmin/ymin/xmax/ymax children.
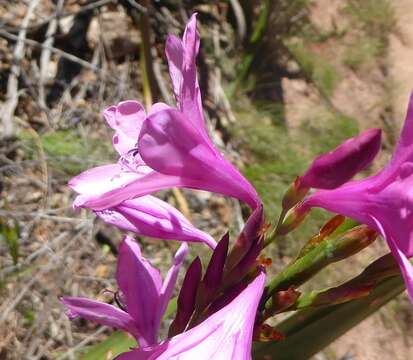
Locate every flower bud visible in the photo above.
<box><xmin>282</xmin><ymin>177</ymin><xmax>310</xmax><ymax>211</ymax></box>
<box><xmin>276</xmin><ymin>205</ymin><xmax>310</xmax><ymax>236</ymax></box>
<box><xmin>169</xmin><ymin>257</ymin><xmax>202</xmax><ymax>337</ymax></box>
<box><xmin>300</xmin><ymin>128</ymin><xmax>381</xmax><ymax>190</ymax></box>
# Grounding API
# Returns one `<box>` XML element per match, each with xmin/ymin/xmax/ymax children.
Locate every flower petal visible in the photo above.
<box><xmin>169</xmin><ymin>257</ymin><xmax>202</xmax><ymax>336</ymax></box>
<box><xmin>69</xmin><ymin>163</ymin><xmax>145</xmax><ymax>209</ymax></box>
<box><xmin>148</xmin><ymin>102</ymin><xmax>172</xmax><ymax>116</ymax></box>
<box><xmin>370</xmin><ymin>216</ymin><xmax>413</xmax><ymax>302</ymax></box>
<box><xmin>165</xmin><ymin>14</ymin><xmax>206</xmax><ymax>135</ymax></box>
<box><xmin>103</xmin><ymin>100</ymin><xmax>146</xmax><ymax>156</ymax></box>
<box><xmin>165</xmin><ymin>34</ymin><xmax>184</xmax><ymax>105</ymax></box>
<box><xmin>370</xmin><ymin>91</ymin><xmax>413</xmax><ymax>189</ymax></box>
<box><xmin>96</xmin><ymin>196</ymin><xmax>216</xmax><ymax>248</ymax></box>
<box><xmin>139</xmin><ymin>108</ymin><xmax>260</xmax><ymax>208</ymax></box>
<box><xmin>117</xmin><ymin>236</ymin><xmax>162</xmax><ymax>346</ymax></box>
<box><xmin>129</xmin><ymin>271</ymin><xmax>266</xmax><ymax>360</ymax></box>
<box><xmin>300</xmin><ymin>128</ymin><xmax>382</xmax><ymax>189</ymax></box>
<box><xmin>60</xmin><ymin>297</ymin><xmax>140</xmax><ymax>340</ymax></box>
<box><xmin>155</xmin><ymin>242</ymin><xmax>189</xmax><ymax>335</ymax></box>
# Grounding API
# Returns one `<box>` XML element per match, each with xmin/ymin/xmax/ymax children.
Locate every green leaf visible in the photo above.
<box><xmin>0</xmin><ymin>218</ymin><xmax>20</xmax><ymax>265</ymax></box>
<box><xmin>79</xmin><ymin>331</ymin><xmax>136</xmax><ymax>360</ymax></box>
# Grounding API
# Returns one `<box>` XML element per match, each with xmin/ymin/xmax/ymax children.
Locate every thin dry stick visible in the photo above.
<box><xmin>0</xmin><ymin>224</ymin><xmax>92</xmax><ymax>324</ymax></box>
<box><xmin>39</xmin><ymin>0</ymin><xmax>65</xmax><ymax>109</ymax></box>
<box><xmin>1</xmin><ymin>0</ymin><xmax>41</xmax><ymax>138</ymax></box>
<box><xmin>3</xmin><ymin>0</ymin><xmax>116</xmax><ymax>33</ymax></box>
<box><xmin>0</xmin><ymin>29</ymin><xmax>114</xmax><ymax>78</ymax></box>
<box><xmin>152</xmin><ymin>47</ymin><xmax>174</xmax><ymax>105</ymax></box>
<box><xmin>229</xmin><ymin>0</ymin><xmax>246</xmax><ymax>40</ymax></box>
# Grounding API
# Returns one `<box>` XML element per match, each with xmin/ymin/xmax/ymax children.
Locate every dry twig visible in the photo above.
<box><xmin>1</xmin><ymin>0</ymin><xmax>41</xmax><ymax>138</ymax></box>
<box><xmin>0</xmin><ymin>29</ymin><xmax>115</xmax><ymax>79</ymax></box>
<box><xmin>38</xmin><ymin>0</ymin><xmax>65</xmax><ymax>109</ymax></box>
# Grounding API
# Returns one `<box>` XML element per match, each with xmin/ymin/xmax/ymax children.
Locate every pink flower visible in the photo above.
<box><xmin>61</xmin><ymin>237</ymin><xmax>188</xmax><ymax>347</ymax></box>
<box><xmin>301</xmin><ymin>92</ymin><xmax>413</xmax><ymax>301</ymax></box>
<box><xmin>117</xmin><ymin>271</ymin><xmax>266</xmax><ymax>360</ymax></box>
<box><xmin>69</xmin><ymin>14</ymin><xmax>260</xmax><ymax>211</ymax></box>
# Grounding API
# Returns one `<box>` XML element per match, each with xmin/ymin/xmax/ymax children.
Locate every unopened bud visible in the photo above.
<box><xmin>276</xmin><ymin>205</ymin><xmax>310</xmax><ymax>236</ymax></box>
<box><xmin>300</xmin><ymin>128</ymin><xmax>381</xmax><ymax>190</ymax></box>
<box><xmin>332</xmin><ymin>225</ymin><xmax>377</xmax><ymax>260</ymax></box>
<box><xmin>282</xmin><ymin>177</ymin><xmax>309</xmax><ymax>210</ymax></box>
<box><xmin>262</xmin><ymin>287</ymin><xmax>300</xmax><ymax>319</ymax></box>
<box><xmin>254</xmin><ymin>324</ymin><xmax>286</xmax><ymax>342</ymax></box>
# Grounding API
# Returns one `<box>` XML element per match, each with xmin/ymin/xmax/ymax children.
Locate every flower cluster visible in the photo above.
<box><xmin>61</xmin><ymin>13</ymin><xmax>413</xmax><ymax>360</ymax></box>
<box><xmin>62</xmin><ymin>14</ymin><xmax>265</xmax><ymax>359</ymax></box>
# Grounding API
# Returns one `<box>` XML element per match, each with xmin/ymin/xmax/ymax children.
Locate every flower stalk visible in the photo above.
<box><xmin>262</xmin><ymin>224</ymin><xmax>378</xmax><ymax>312</ymax></box>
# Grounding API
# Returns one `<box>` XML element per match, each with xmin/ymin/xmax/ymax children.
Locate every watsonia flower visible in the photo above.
<box><xmin>301</xmin><ymin>92</ymin><xmax>413</xmax><ymax>301</ymax></box>
<box><xmin>69</xmin><ymin>14</ymin><xmax>260</xmax><ymax>211</ymax></box>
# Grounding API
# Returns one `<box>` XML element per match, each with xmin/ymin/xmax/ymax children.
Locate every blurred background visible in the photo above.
<box><xmin>1</xmin><ymin>0</ymin><xmax>413</xmax><ymax>359</ymax></box>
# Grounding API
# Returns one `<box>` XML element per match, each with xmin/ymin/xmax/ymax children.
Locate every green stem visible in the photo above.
<box><xmin>290</xmin><ymin>253</ymin><xmax>399</xmax><ymax>311</ymax></box>
<box><xmin>264</xmin><ymin>208</ymin><xmax>287</xmax><ymax>248</ymax></box>
<box><xmin>262</xmin><ymin>226</ymin><xmax>377</xmax><ymax>310</ymax></box>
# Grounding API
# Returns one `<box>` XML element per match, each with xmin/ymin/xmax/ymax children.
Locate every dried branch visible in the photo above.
<box><xmin>1</xmin><ymin>0</ymin><xmax>41</xmax><ymax>138</ymax></box>
<box><xmin>0</xmin><ymin>29</ymin><xmax>115</xmax><ymax>79</ymax></box>
<box><xmin>38</xmin><ymin>0</ymin><xmax>65</xmax><ymax>109</ymax></box>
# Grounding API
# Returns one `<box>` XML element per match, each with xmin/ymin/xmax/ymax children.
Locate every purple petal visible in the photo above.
<box><xmin>300</xmin><ymin>128</ymin><xmax>381</xmax><ymax>190</ymax></box>
<box><xmin>148</xmin><ymin>102</ymin><xmax>172</xmax><ymax>116</ymax></box>
<box><xmin>370</xmin><ymin>216</ymin><xmax>413</xmax><ymax>302</ymax></box>
<box><xmin>165</xmin><ymin>34</ymin><xmax>184</xmax><ymax>105</ymax></box>
<box><xmin>70</xmin><ymin>164</ymin><xmax>184</xmax><ymax>211</ymax></box>
<box><xmin>103</xmin><ymin>100</ymin><xmax>146</xmax><ymax>156</ymax></box>
<box><xmin>374</xmin><ymin>91</ymin><xmax>413</xmax><ymax>188</ymax></box>
<box><xmin>226</xmin><ymin>205</ymin><xmax>264</xmax><ymax>272</ymax></box>
<box><xmin>169</xmin><ymin>257</ymin><xmax>202</xmax><ymax>337</ymax></box>
<box><xmin>117</xmin><ymin>236</ymin><xmax>162</xmax><ymax>346</ymax></box>
<box><xmin>130</xmin><ymin>271</ymin><xmax>266</xmax><ymax>360</ymax></box>
<box><xmin>203</xmin><ymin>233</ymin><xmax>229</xmax><ymax>290</ymax></box>
<box><xmin>139</xmin><ymin>108</ymin><xmax>260</xmax><ymax>209</ymax></box>
<box><xmin>60</xmin><ymin>297</ymin><xmax>140</xmax><ymax>340</ymax></box>
<box><xmin>69</xmin><ymin>163</ymin><xmax>144</xmax><ymax>209</ymax></box>
<box><xmin>96</xmin><ymin>196</ymin><xmax>216</xmax><ymax>248</ymax></box>
<box><xmin>165</xmin><ymin>13</ymin><xmax>206</xmax><ymax>135</ymax></box>
<box><xmin>155</xmin><ymin>242</ymin><xmax>189</xmax><ymax>334</ymax></box>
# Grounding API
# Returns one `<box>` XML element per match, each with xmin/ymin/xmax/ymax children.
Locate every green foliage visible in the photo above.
<box><xmin>300</xmin><ymin>111</ymin><xmax>359</xmax><ymax>154</ymax></box>
<box><xmin>287</xmin><ymin>39</ymin><xmax>339</xmax><ymax>96</ymax></box>
<box><xmin>79</xmin><ymin>332</ymin><xmax>137</xmax><ymax>360</ymax></box>
<box><xmin>237</xmin><ymin>0</ymin><xmax>310</xmax><ymax>90</ymax></box>
<box><xmin>19</xmin><ymin>129</ymin><xmax>113</xmax><ymax>176</ymax></box>
<box><xmin>343</xmin><ymin>37</ymin><xmax>384</xmax><ymax>70</ymax></box>
<box><xmin>0</xmin><ymin>218</ymin><xmax>20</xmax><ymax>265</ymax></box>
<box><xmin>343</xmin><ymin>0</ymin><xmax>396</xmax><ymax>70</ymax></box>
<box><xmin>344</xmin><ymin>0</ymin><xmax>396</xmax><ymax>37</ymax></box>
<box><xmin>23</xmin><ymin>309</ymin><xmax>36</xmax><ymax>326</ymax></box>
